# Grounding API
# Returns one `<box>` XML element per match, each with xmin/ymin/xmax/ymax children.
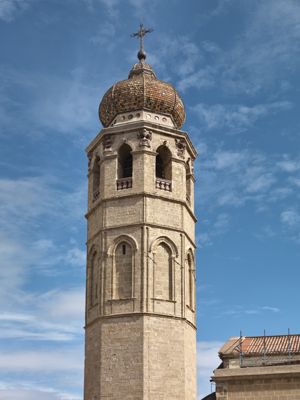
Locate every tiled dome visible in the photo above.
<box><xmin>99</xmin><ymin>61</ymin><xmax>185</xmax><ymax>128</ymax></box>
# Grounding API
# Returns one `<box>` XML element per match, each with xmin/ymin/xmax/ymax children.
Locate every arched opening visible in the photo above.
<box><xmin>187</xmin><ymin>253</ymin><xmax>194</xmax><ymax>309</ymax></box>
<box><xmin>114</xmin><ymin>241</ymin><xmax>132</xmax><ymax>299</ymax></box>
<box><xmin>154</xmin><ymin>242</ymin><xmax>173</xmax><ymax>300</ymax></box>
<box><xmin>118</xmin><ymin>144</ymin><xmax>133</xmax><ymax>179</ymax></box>
<box><xmin>186</xmin><ymin>160</ymin><xmax>192</xmax><ymax>204</ymax></box>
<box><xmin>156</xmin><ymin>145</ymin><xmax>172</xmax><ymax>180</ymax></box>
<box><xmin>92</xmin><ymin>156</ymin><xmax>100</xmax><ymax>200</ymax></box>
<box><xmin>90</xmin><ymin>251</ymin><xmax>98</xmax><ymax>307</ymax></box>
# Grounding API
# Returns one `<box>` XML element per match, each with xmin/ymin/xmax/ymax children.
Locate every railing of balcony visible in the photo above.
<box><xmin>156</xmin><ymin>178</ymin><xmax>172</xmax><ymax>192</ymax></box>
<box><xmin>116</xmin><ymin>177</ymin><xmax>133</xmax><ymax>190</ymax></box>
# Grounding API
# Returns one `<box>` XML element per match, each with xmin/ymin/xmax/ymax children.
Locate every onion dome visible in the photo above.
<box><xmin>99</xmin><ymin>60</ymin><xmax>186</xmax><ymax>129</ymax></box>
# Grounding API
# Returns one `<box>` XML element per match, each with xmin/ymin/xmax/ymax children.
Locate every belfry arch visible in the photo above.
<box><xmin>118</xmin><ymin>143</ymin><xmax>133</xmax><ymax>179</ymax></box>
<box><xmin>156</xmin><ymin>145</ymin><xmax>172</xmax><ymax>180</ymax></box>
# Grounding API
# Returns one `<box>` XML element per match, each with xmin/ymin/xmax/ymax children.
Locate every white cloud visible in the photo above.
<box><xmin>0</xmin><ymin>349</ymin><xmax>83</xmax><ymax>372</ymax></box>
<box><xmin>178</xmin><ymin>67</ymin><xmax>215</xmax><ymax>92</ymax></box>
<box><xmin>90</xmin><ymin>21</ymin><xmax>116</xmax><ymax>46</ymax></box>
<box><xmin>197</xmin><ymin>341</ymin><xmax>222</xmax><ymax>399</ymax></box>
<box><xmin>147</xmin><ymin>34</ymin><xmax>206</xmax><ymax>89</ymax></box>
<box><xmin>196</xmin><ymin>144</ymin><xmax>300</xmax><ymax>218</ymax></box>
<box><xmin>84</xmin><ymin>0</ymin><xmax>120</xmax><ymax>18</ymax></box>
<box><xmin>0</xmin><ymin>382</ymin><xmax>82</xmax><ymax>400</ymax></box>
<box><xmin>41</xmin><ymin>288</ymin><xmax>85</xmax><ymax>320</ymax></box>
<box><xmin>31</xmin><ymin>76</ymin><xmax>100</xmax><ymax>136</ymax></box>
<box><xmin>0</xmin><ymin>173</ymin><xmax>86</xmax><ymax>342</ymax></box>
<box><xmin>198</xmin><ymin>213</ymin><xmax>230</xmax><ymax>247</ymax></box>
<box><xmin>0</xmin><ymin>66</ymin><xmax>102</xmax><ymax>138</ymax></box>
<box><xmin>289</xmin><ymin>177</ymin><xmax>300</xmax><ymax>188</ymax></box>
<box><xmin>0</xmin><ymin>389</ymin><xmax>59</xmax><ymax>400</ymax></box>
<box><xmin>280</xmin><ymin>209</ymin><xmax>300</xmax><ymax>227</ymax></box>
<box><xmin>198</xmin><ymin>148</ymin><xmax>277</xmax><ymax>209</ymax></box>
<box><xmin>0</xmin><ymin>230</ymin><xmax>84</xmax><ymax>304</ymax></box>
<box><xmin>85</xmin><ymin>0</ymin><xmax>160</xmax><ymax>20</ymax></box>
<box><xmin>211</xmin><ymin>151</ymin><xmax>245</xmax><ymax>170</ymax></box>
<box><xmin>222</xmin><ymin>305</ymin><xmax>281</xmax><ymax>317</ymax></box>
<box><xmin>261</xmin><ymin>306</ymin><xmax>280</xmax><ymax>313</ymax></box>
<box><xmin>179</xmin><ymin>0</ymin><xmax>300</xmax><ymax>95</ymax></box>
<box><xmin>0</xmin><ymin>173</ymin><xmax>85</xmax><ymax>236</ymax></box>
<box><xmin>0</xmin><ymin>175</ymin><xmax>85</xmax><ymax>241</ymax></box>
<box><xmin>65</xmin><ymin>248</ymin><xmax>86</xmax><ymax>268</ymax></box>
<box><xmin>192</xmin><ymin>101</ymin><xmax>292</xmax><ymax>133</ymax></box>
<box><xmin>277</xmin><ymin>157</ymin><xmax>300</xmax><ymax>172</ymax></box>
<box><xmin>222</xmin><ymin>0</ymin><xmax>300</xmax><ymax>94</ymax></box>
<box><xmin>0</xmin><ymin>0</ymin><xmax>31</xmax><ymax>22</ymax></box>
<box><xmin>0</xmin><ymin>177</ymin><xmax>59</xmax><ymax>226</ymax></box>
<box><xmin>0</xmin><ymin>288</ymin><xmax>85</xmax><ymax>341</ymax></box>
<box><xmin>245</xmin><ymin>172</ymin><xmax>275</xmax><ymax>194</ymax></box>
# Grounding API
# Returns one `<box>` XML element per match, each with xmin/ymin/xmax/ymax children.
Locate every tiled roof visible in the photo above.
<box><xmin>220</xmin><ymin>335</ymin><xmax>300</xmax><ymax>356</ymax></box>
<box><xmin>99</xmin><ymin>61</ymin><xmax>185</xmax><ymax>129</ymax></box>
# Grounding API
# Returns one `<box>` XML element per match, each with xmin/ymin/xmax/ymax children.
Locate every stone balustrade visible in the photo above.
<box><xmin>156</xmin><ymin>178</ymin><xmax>172</xmax><ymax>191</ymax></box>
<box><xmin>116</xmin><ymin>177</ymin><xmax>133</xmax><ymax>190</ymax></box>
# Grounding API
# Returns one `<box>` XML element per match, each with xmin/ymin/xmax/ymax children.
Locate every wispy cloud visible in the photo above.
<box><xmin>277</xmin><ymin>156</ymin><xmax>300</xmax><ymax>173</ymax></box>
<box><xmin>0</xmin><ymin>348</ymin><xmax>83</xmax><ymax>371</ymax></box>
<box><xmin>179</xmin><ymin>0</ymin><xmax>300</xmax><ymax>95</ymax></box>
<box><xmin>0</xmin><ymin>287</ymin><xmax>84</xmax><ymax>341</ymax></box>
<box><xmin>90</xmin><ymin>21</ymin><xmax>116</xmax><ymax>47</ymax></box>
<box><xmin>261</xmin><ymin>306</ymin><xmax>280</xmax><ymax>313</ymax></box>
<box><xmin>197</xmin><ymin>341</ymin><xmax>222</xmax><ymax>399</ymax></box>
<box><xmin>196</xmin><ymin>143</ymin><xmax>300</xmax><ymax>216</ymax></box>
<box><xmin>281</xmin><ymin>208</ymin><xmax>300</xmax><ymax>228</ymax></box>
<box><xmin>222</xmin><ymin>305</ymin><xmax>280</xmax><ymax>317</ymax></box>
<box><xmin>0</xmin><ymin>385</ymin><xmax>82</xmax><ymax>400</ymax></box>
<box><xmin>0</xmin><ymin>0</ymin><xmax>32</xmax><ymax>22</ymax></box>
<box><xmin>192</xmin><ymin>101</ymin><xmax>292</xmax><ymax>133</ymax></box>
<box><xmin>85</xmin><ymin>0</ymin><xmax>161</xmax><ymax>20</ymax></box>
<box><xmin>0</xmin><ymin>176</ymin><xmax>85</xmax><ymax>231</ymax></box>
<box><xmin>0</xmin><ymin>66</ymin><xmax>102</xmax><ymax>139</ymax></box>
<box><xmin>195</xmin><ymin>142</ymin><xmax>300</xmax><ymax>246</ymax></box>
<box><xmin>149</xmin><ymin>34</ymin><xmax>204</xmax><ymax>84</ymax></box>
<box><xmin>198</xmin><ymin>213</ymin><xmax>230</xmax><ymax>247</ymax></box>
<box><xmin>0</xmin><ymin>175</ymin><xmax>86</xmax><ymax>308</ymax></box>
<box><xmin>198</xmin><ymin>148</ymin><xmax>277</xmax><ymax>209</ymax></box>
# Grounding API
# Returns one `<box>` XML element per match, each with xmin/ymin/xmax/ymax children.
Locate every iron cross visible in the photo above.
<box><xmin>131</xmin><ymin>24</ymin><xmax>153</xmax><ymax>54</ymax></box>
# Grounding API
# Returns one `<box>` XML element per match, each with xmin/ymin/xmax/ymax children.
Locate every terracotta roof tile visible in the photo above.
<box><xmin>220</xmin><ymin>335</ymin><xmax>300</xmax><ymax>356</ymax></box>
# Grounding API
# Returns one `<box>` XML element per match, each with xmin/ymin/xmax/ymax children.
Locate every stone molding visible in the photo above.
<box><xmin>85</xmin><ymin>192</ymin><xmax>197</xmax><ymax>222</ymax></box>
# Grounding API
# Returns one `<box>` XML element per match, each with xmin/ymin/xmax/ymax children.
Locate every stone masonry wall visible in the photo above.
<box><xmin>143</xmin><ymin>316</ymin><xmax>196</xmax><ymax>400</ymax></box>
<box><xmin>84</xmin><ymin>119</ymin><xmax>197</xmax><ymax>400</ymax></box>
<box><xmin>216</xmin><ymin>375</ymin><xmax>300</xmax><ymax>400</ymax></box>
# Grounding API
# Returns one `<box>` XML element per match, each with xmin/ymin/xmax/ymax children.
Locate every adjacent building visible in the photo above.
<box><xmin>211</xmin><ymin>334</ymin><xmax>300</xmax><ymax>400</ymax></box>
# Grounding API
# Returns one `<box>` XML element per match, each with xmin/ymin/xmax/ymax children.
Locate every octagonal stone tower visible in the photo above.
<box><xmin>84</xmin><ymin>47</ymin><xmax>197</xmax><ymax>400</ymax></box>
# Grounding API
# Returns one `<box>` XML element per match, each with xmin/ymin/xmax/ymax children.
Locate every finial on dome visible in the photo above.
<box><xmin>131</xmin><ymin>23</ymin><xmax>153</xmax><ymax>62</ymax></box>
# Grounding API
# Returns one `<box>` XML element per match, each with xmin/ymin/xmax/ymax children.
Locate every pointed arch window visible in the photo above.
<box><xmin>186</xmin><ymin>160</ymin><xmax>192</xmax><ymax>204</ymax></box>
<box><xmin>154</xmin><ymin>242</ymin><xmax>173</xmax><ymax>300</ymax></box>
<box><xmin>92</xmin><ymin>156</ymin><xmax>100</xmax><ymax>201</ymax></box>
<box><xmin>155</xmin><ymin>145</ymin><xmax>172</xmax><ymax>191</ymax></box>
<box><xmin>187</xmin><ymin>252</ymin><xmax>194</xmax><ymax>310</ymax></box>
<box><xmin>114</xmin><ymin>241</ymin><xmax>133</xmax><ymax>299</ymax></box>
<box><xmin>90</xmin><ymin>250</ymin><xmax>99</xmax><ymax>307</ymax></box>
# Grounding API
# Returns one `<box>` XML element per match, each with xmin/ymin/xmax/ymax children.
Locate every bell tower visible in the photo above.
<box><xmin>84</xmin><ymin>26</ymin><xmax>197</xmax><ymax>400</ymax></box>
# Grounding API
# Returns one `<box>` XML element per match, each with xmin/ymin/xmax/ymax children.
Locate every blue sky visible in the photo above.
<box><xmin>0</xmin><ymin>0</ymin><xmax>300</xmax><ymax>399</ymax></box>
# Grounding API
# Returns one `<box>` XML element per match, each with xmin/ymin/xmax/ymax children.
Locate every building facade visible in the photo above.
<box><xmin>211</xmin><ymin>334</ymin><xmax>300</xmax><ymax>400</ymax></box>
<box><xmin>83</xmin><ymin>45</ymin><xmax>197</xmax><ymax>399</ymax></box>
